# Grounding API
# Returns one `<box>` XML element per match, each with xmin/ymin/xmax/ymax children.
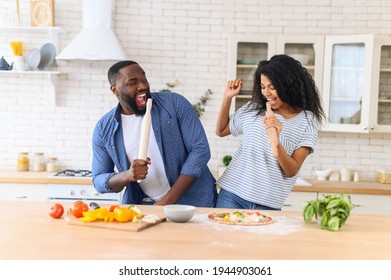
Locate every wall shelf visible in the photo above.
<box><xmin>0</xmin><ymin>26</ymin><xmax>63</xmax><ymax>106</ymax></box>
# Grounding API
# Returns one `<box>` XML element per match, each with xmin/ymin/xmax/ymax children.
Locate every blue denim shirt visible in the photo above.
<box><xmin>91</xmin><ymin>91</ymin><xmax>217</xmax><ymax>207</ymax></box>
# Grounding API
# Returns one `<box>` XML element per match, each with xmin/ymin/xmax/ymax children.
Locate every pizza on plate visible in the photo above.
<box><xmin>208</xmin><ymin>210</ymin><xmax>274</xmax><ymax>226</ymax></box>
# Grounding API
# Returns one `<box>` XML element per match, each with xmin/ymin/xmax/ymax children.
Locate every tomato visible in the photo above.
<box><xmin>109</xmin><ymin>205</ymin><xmax>119</xmax><ymax>212</ymax></box>
<box><xmin>49</xmin><ymin>203</ymin><xmax>64</xmax><ymax>219</ymax></box>
<box><xmin>70</xmin><ymin>200</ymin><xmax>89</xmax><ymax>218</ymax></box>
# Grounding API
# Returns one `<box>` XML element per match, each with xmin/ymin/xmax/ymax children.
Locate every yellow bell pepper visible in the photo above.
<box><xmin>79</xmin><ymin>207</ymin><xmax>110</xmax><ymax>223</ymax></box>
<box><xmin>113</xmin><ymin>207</ymin><xmax>138</xmax><ymax>223</ymax></box>
<box><xmin>78</xmin><ymin>205</ymin><xmax>143</xmax><ymax>223</ymax></box>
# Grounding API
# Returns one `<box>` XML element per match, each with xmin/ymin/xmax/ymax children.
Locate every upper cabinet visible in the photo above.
<box><xmin>321</xmin><ymin>34</ymin><xmax>391</xmax><ymax>133</ymax></box>
<box><xmin>227</xmin><ymin>34</ymin><xmax>275</xmax><ymax>111</ymax></box>
<box><xmin>227</xmin><ymin>34</ymin><xmax>324</xmax><ymax>112</ymax></box>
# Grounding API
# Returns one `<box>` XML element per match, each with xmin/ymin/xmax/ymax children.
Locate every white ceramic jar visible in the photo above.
<box><xmin>46</xmin><ymin>157</ymin><xmax>59</xmax><ymax>172</ymax></box>
<box><xmin>340</xmin><ymin>168</ymin><xmax>352</xmax><ymax>182</ymax></box>
<box><xmin>32</xmin><ymin>152</ymin><xmax>46</xmax><ymax>172</ymax></box>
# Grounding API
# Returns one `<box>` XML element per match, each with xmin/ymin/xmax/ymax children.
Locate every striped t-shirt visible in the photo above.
<box><xmin>217</xmin><ymin>102</ymin><xmax>319</xmax><ymax>209</ymax></box>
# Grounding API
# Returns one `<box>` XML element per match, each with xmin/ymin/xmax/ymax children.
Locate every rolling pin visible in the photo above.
<box><xmin>137</xmin><ymin>98</ymin><xmax>153</xmax><ymax>183</ymax></box>
<box><xmin>266</xmin><ymin>102</ymin><xmax>279</xmax><ymax>157</ymax></box>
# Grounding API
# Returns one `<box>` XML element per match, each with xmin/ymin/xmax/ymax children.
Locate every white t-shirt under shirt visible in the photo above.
<box><xmin>121</xmin><ymin>114</ymin><xmax>170</xmax><ymax>201</ymax></box>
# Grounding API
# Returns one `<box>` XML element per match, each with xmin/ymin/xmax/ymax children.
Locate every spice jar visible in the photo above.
<box><xmin>32</xmin><ymin>152</ymin><xmax>46</xmax><ymax>172</ymax></box>
<box><xmin>46</xmin><ymin>157</ymin><xmax>59</xmax><ymax>172</ymax></box>
<box><xmin>17</xmin><ymin>152</ymin><xmax>30</xmax><ymax>171</ymax></box>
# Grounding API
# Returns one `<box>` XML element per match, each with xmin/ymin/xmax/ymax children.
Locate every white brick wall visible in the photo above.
<box><xmin>1</xmin><ymin>0</ymin><xmax>391</xmax><ymax>181</ymax></box>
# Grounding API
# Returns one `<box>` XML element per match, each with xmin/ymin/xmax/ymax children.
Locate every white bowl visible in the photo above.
<box><xmin>289</xmin><ymin>54</ymin><xmax>310</xmax><ymax>65</ymax></box>
<box><xmin>164</xmin><ymin>204</ymin><xmax>195</xmax><ymax>223</ymax></box>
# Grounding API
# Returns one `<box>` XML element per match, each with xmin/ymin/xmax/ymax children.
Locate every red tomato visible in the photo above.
<box><xmin>109</xmin><ymin>205</ymin><xmax>119</xmax><ymax>212</ymax></box>
<box><xmin>49</xmin><ymin>203</ymin><xmax>64</xmax><ymax>219</ymax></box>
<box><xmin>70</xmin><ymin>200</ymin><xmax>89</xmax><ymax>218</ymax></box>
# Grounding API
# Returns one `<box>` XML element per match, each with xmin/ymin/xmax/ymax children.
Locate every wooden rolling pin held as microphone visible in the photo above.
<box><xmin>137</xmin><ymin>98</ymin><xmax>153</xmax><ymax>183</ymax></box>
<box><xmin>266</xmin><ymin>102</ymin><xmax>279</xmax><ymax>157</ymax></box>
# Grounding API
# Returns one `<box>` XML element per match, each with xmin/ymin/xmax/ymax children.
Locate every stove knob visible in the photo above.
<box><xmin>70</xmin><ymin>191</ymin><xmax>75</xmax><ymax>196</ymax></box>
<box><xmin>94</xmin><ymin>193</ymin><xmax>100</xmax><ymax>197</ymax></box>
<box><xmin>80</xmin><ymin>189</ymin><xmax>87</xmax><ymax>196</ymax></box>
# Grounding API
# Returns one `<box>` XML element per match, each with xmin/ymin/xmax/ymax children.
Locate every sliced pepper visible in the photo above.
<box><xmin>79</xmin><ymin>215</ymin><xmax>98</xmax><ymax>223</ymax></box>
<box><xmin>113</xmin><ymin>207</ymin><xmax>138</xmax><ymax>222</ymax></box>
<box><xmin>104</xmin><ymin>212</ymin><xmax>115</xmax><ymax>223</ymax></box>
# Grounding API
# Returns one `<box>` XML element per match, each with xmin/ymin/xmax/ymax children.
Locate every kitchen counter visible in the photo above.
<box><xmin>0</xmin><ymin>169</ymin><xmax>92</xmax><ymax>185</ymax></box>
<box><xmin>1</xmin><ymin>201</ymin><xmax>390</xmax><ymax>260</ymax></box>
<box><xmin>1</xmin><ymin>169</ymin><xmax>390</xmax><ymax>194</ymax></box>
<box><xmin>292</xmin><ymin>178</ymin><xmax>391</xmax><ymax>195</ymax></box>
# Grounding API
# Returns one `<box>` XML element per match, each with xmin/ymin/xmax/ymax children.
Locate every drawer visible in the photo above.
<box><xmin>0</xmin><ymin>183</ymin><xmax>47</xmax><ymax>201</ymax></box>
<box><xmin>282</xmin><ymin>191</ymin><xmax>317</xmax><ymax>212</ymax></box>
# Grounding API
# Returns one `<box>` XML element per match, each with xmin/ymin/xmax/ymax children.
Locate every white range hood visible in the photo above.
<box><xmin>56</xmin><ymin>0</ymin><xmax>126</xmax><ymax>61</ymax></box>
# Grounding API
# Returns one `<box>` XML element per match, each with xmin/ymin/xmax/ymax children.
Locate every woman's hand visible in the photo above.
<box><xmin>264</xmin><ymin>115</ymin><xmax>282</xmax><ymax>136</ymax></box>
<box><xmin>224</xmin><ymin>79</ymin><xmax>243</xmax><ymax>98</ymax></box>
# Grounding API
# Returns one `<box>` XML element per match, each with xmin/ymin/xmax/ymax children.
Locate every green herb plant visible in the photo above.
<box><xmin>222</xmin><ymin>155</ymin><xmax>232</xmax><ymax>167</ymax></box>
<box><xmin>192</xmin><ymin>89</ymin><xmax>213</xmax><ymax>117</ymax></box>
<box><xmin>159</xmin><ymin>81</ymin><xmax>212</xmax><ymax>117</ymax></box>
<box><xmin>303</xmin><ymin>193</ymin><xmax>354</xmax><ymax>231</ymax></box>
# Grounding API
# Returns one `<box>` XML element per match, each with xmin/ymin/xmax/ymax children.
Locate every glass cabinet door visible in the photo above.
<box><xmin>227</xmin><ymin>34</ymin><xmax>276</xmax><ymax>111</ymax></box>
<box><xmin>276</xmin><ymin>35</ymin><xmax>324</xmax><ymax>100</ymax></box>
<box><xmin>322</xmin><ymin>34</ymin><xmax>374</xmax><ymax>133</ymax></box>
<box><xmin>328</xmin><ymin>43</ymin><xmax>365</xmax><ymax>125</ymax></box>
<box><xmin>378</xmin><ymin>45</ymin><xmax>391</xmax><ymax>126</ymax></box>
<box><xmin>236</xmin><ymin>42</ymin><xmax>268</xmax><ymax>95</ymax></box>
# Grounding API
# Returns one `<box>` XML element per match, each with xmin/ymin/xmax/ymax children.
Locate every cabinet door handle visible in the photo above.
<box><xmin>15</xmin><ymin>196</ymin><xmax>28</xmax><ymax>199</ymax></box>
<box><xmin>283</xmin><ymin>204</ymin><xmax>291</xmax><ymax>206</ymax></box>
<box><xmin>353</xmin><ymin>203</ymin><xmax>361</xmax><ymax>207</ymax></box>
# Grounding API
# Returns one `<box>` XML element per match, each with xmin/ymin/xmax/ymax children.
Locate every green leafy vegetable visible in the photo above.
<box><xmin>222</xmin><ymin>155</ymin><xmax>232</xmax><ymax>167</ymax></box>
<box><xmin>233</xmin><ymin>211</ymin><xmax>245</xmax><ymax>218</ymax></box>
<box><xmin>303</xmin><ymin>193</ymin><xmax>354</xmax><ymax>231</ymax></box>
<box><xmin>216</xmin><ymin>213</ymin><xmax>228</xmax><ymax>218</ymax></box>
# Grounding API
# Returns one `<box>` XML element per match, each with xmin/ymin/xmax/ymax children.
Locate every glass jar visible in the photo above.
<box><xmin>46</xmin><ymin>157</ymin><xmax>59</xmax><ymax>172</ymax></box>
<box><xmin>32</xmin><ymin>152</ymin><xmax>46</xmax><ymax>172</ymax></box>
<box><xmin>17</xmin><ymin>152</ymin><xmax>30</xmax><ymax>171</ymax></box>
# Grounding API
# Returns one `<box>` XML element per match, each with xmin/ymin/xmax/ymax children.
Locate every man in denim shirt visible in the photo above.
<box><xmin>92</xmin><ymin>61</ymin><xmax>217</xmax><ymax>207</ymax></box>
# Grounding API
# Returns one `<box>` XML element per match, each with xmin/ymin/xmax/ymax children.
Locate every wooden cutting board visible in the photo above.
<box><xmin>64</xmin><ymin>214</ymin><xmax>166</xmax><ymax>232</ymax></box>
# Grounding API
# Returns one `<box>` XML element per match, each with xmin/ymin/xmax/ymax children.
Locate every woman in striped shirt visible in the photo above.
<box><xmin>216</xmin><ymin>54</ymin><xmax>325</xmax><ymax>210</ymax></box>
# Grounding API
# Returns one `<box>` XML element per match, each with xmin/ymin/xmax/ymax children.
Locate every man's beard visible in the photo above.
<box><xmin>126</xmin><ymin>92</ymin><xmax>151</xmax><ymax>116</ymax></box>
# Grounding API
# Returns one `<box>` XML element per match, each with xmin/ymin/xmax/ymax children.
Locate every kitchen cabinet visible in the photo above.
<box><xmin>227</xmin><ymin>34</ymin><xmax>324</xmax><ymax>112</ymax></box>
<box><xmin>0</xmin><ymin>182</ymin><xmax>121</xmax><ymax>203</ymax></box>
<box><xmin>319</xmin><ymin>192</ymin><xmax>391</xmax><ymax>216</ymax></box>
<box><xmin>0</xmin><ymin>26</ymin><xmax>62</xmax><ymax>105</ymax></box>
<box><xmin>282</xmin><ymin>191</ymin><xmax>317</xmax><ymax>212</ymax></box>
<box><xmin>321</xmin><ymin>34</ymin><xmax>391</xmax><ymax>133</ymax></box>
<box><xmin>0</xmin><ymin>183</ymin><xmax>47</xmax><ymax>201</ymax></box>
<box><xmin>285</xmin><ymin>188</ymin><xmax>391</xmax><ymax>216</ymax></box>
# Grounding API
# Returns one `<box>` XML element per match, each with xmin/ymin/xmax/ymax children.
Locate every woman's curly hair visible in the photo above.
<box><xmin>251</xmin><ymin>54</ymin><xmax>325</xmax><ymax>125</ymax></box>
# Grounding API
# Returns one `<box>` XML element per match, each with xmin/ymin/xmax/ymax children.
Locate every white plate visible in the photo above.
<box><xmin>38</xmin><ymin>43</ymin><xmax>56</xmax><ymax>70</ymax></box>
<box><xmin>26</xmin><ymin>48</ymin><xmax>41</xmax><ymax>71</ymax></box>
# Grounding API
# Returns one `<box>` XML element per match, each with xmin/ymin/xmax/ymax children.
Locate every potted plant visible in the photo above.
<box><xmin>303</xmin><ymin>193</ymin><xmax>354</xmax><ymax>231</ymax></box>
<box><xmin>218</xmin><ymin>155</ymin><xmax>232</xmax><ymax>177</ymax></box>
